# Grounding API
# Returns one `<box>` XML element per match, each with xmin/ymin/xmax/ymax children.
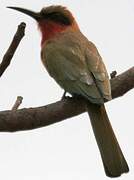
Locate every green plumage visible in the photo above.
<box><xmin>7</xmin><ymin>4</ymin><xmax>129</xmax><ymax>177</ymax></box>
<box><xmin>41</xmin><ymin>29</ymin><xmax>129</xmax><ymax>177</ymax></box>
<box><xmin>41</xmin><ymin>30</ymin><xmax>111</xmax><ymax>104</ymax></box>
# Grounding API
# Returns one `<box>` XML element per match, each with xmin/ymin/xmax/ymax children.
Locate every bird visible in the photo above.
<box><xmin>7</xmin><ymin>5</ymin><xmax>129</xmax><ymax>177</ymax></box>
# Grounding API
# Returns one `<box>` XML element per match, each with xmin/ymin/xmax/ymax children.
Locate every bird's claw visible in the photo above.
<box><xmin>61</xmin><ymin>91</ymin><xmax>71</xmax><ymax>100</ymax></box>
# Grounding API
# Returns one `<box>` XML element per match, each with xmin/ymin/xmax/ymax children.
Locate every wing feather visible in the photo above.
<box><xmin>42</xmin><ymin>31</ymin><xmax>111</xmax><ymax>104</ymax></box>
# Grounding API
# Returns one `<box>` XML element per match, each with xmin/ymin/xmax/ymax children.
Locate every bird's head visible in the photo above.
<box><xmin>7</xmin><ymin>5</ymin><xmax>79</xmax><ymax>46</ymax></box>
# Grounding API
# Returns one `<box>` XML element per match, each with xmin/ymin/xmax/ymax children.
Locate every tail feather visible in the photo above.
<box><xmin>87</xmin><ymin>103</ymin><xmax>129</xmax><ymax>177</ymax></box>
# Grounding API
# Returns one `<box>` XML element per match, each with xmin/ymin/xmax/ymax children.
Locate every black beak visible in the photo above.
<box><xmin>7</xmin><ymin>6</ymin><xmax>42</xmax><ymax>21</ymax></box>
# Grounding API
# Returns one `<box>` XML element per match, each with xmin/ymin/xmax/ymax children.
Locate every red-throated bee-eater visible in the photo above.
<box><xmin>7</xmin><ymin>5</ymin><xmax>129</xmax><ymax>177</ymax></box>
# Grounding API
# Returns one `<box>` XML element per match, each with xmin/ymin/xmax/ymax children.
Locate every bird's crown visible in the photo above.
<box><xmin>40</xmin><ymin>5</ymin><xmax>74</xmax><ymax>25</ymax></box>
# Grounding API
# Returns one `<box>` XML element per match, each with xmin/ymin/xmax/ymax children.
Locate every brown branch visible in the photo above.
<box><xmin>0</xmin><ymin>22</ymin><xmax>26</xmax><ymax>77</ymax></box>
<box><xmin>11</xmin><ymin>96</ymin><xmax>23</xmax><ymax>111</ymax></box>
<box><xmin>0</xmin><ymin>67</ymin><xmax>133</xmax><ymax>132</ymax></box>
<box><xmin>111</xmin><ymin>67</ymin><xmax>134</xmax><ymax>98</ymax></box>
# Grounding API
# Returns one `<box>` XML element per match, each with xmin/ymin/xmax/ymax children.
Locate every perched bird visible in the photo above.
<box><xmin>7</xmin><ymin>5</ymin><xmax>129</xmax><ymax>177</ymax></box>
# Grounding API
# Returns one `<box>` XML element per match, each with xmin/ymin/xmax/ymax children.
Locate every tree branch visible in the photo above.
<box><xmin>111</xmin><ymin>67</ymin><xmax>134</xmax><ymax>98</ymax></box>
<box><xmin>0</xmin><ymin>22</ymin><xmax>26</xmax><ymax>77</ymax></box>
<box><xmin>0</xmin><ymin>67</ymin><xmax>133</xmax><ymax>132</ymax></box>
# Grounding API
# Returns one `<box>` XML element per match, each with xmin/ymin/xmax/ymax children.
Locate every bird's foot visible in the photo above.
<box><xmin>110</xmin><ymin>71</ymin><xmax>117</xmax><ymax>79</ymax></box>
<box><xmin>61</xmin><ymin>91</ymin><xmax>71</xmax><ymax>100</ymax></box>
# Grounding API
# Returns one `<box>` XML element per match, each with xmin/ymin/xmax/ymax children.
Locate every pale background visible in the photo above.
<box><xmin>0</xmin><ymin>0</ymin><xmax>133</xmax><ymax>179</ymax></box>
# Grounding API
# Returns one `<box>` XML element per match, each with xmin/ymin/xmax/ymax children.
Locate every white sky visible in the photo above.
<box><xmin>0</xmin><ymin>0</ymin><xmax>134</xmax><ymax>179</ymax></box>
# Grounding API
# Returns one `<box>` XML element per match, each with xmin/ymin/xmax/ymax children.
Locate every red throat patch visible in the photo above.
<box><xmin>38</xmin><ymin>20</ymin><xmax>68</xmax><ymax>46</ymax></box>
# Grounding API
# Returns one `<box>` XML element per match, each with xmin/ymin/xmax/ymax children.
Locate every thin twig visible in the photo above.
<box><xmin>0</xmin><ymin>22</ymin><xmax>26</xmax><ymax>77</ymax></box>
<box><xmin>12</xmin><ymin>96</ymin><xmax>23</xmax><ymax>111</ymax></box>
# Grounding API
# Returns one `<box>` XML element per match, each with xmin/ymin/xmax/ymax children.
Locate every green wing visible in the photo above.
<box><xmin>43</xmin><ymin>32</ymin><xmax>111</xmax><ymax>104</ymax></box>
<box><xmin>85</xmin><ymin>41</ymin><xmax>111</xmax><ymax>101</ymax></box>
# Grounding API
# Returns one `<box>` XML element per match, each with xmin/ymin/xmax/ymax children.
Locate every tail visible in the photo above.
<box><xmin>87</xmin><ymin>103</ymin><xmax>129</xmax><ymax>177</ymax></box>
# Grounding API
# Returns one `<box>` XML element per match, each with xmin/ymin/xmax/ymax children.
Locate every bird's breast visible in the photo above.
<box><xmin>41</xmin><ymin>32</ymin><xmax>86</xmax><ymax>79</ymax></box>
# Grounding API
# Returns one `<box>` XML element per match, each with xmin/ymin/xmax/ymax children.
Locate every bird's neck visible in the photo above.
<box><xmin>38</xmin><ymin>20</ymin><xmax>69</xmax><ymax>46</ymax></box>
